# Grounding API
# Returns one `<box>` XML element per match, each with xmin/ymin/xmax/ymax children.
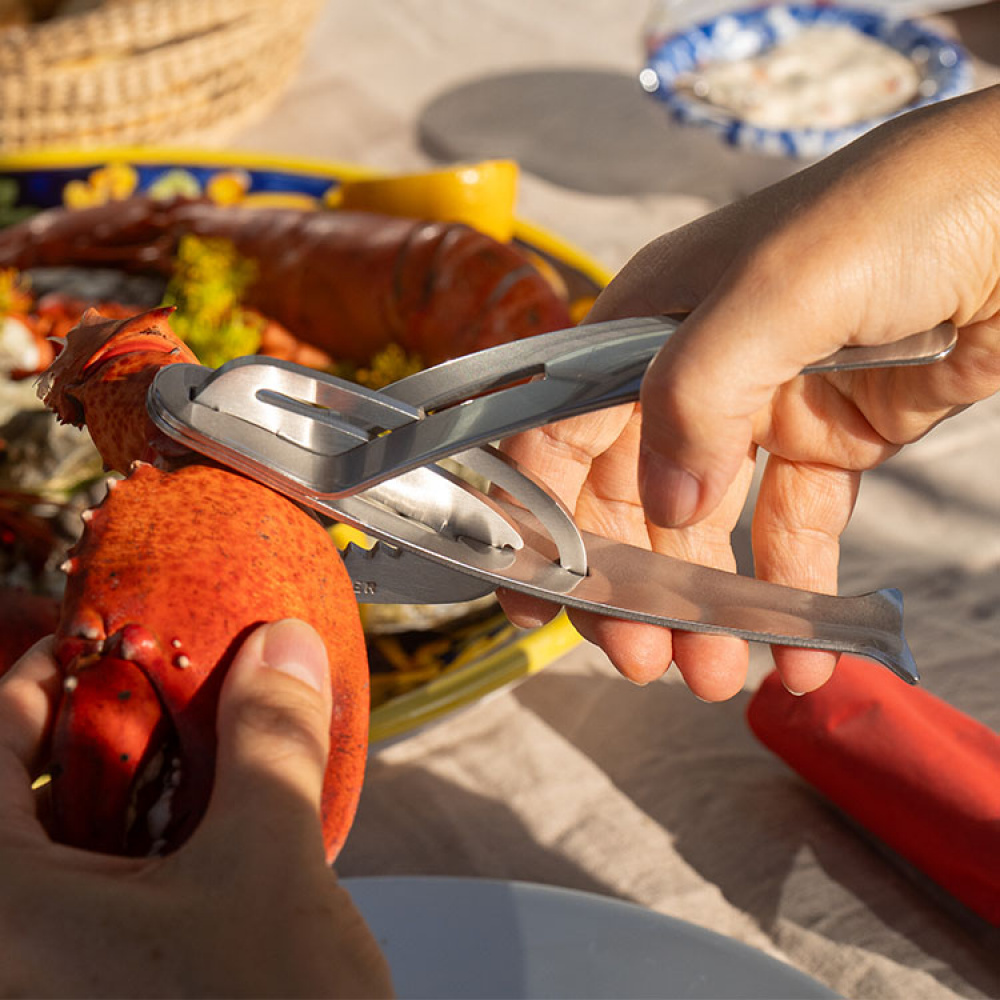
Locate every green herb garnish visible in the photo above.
<box><xmin>163</xmin><ymin>235</ymin><xmax>263</xmax><ymax>368</ymax></box>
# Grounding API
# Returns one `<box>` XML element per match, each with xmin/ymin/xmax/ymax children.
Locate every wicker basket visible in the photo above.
<box><xmin>0</xmin><ymin>0</ymin><xmax>324</xmax><ymax>152</ymax></box>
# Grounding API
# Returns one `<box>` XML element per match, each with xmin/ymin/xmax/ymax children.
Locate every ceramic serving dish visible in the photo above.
<box><xmin>641</xmin><ymin>3</ymin><xmax>971</xmax><ymax>159</ymax></box>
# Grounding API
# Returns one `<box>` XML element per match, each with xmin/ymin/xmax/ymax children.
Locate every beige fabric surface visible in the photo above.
<box><xmin>228</xmin><ymin>3</ymin><xmax>1000</xmax><ymax>997</ymax></box>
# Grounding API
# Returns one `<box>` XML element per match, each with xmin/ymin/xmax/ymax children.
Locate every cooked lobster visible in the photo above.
<box><xmin>36</xmin><ymin>308</ymin><xmax>370</xmax><ymax>861</ymax></box>
<box><xmin>0</xmin><ymin>196</ymin><xmax>572</xmax><ymax>364</ymax></box>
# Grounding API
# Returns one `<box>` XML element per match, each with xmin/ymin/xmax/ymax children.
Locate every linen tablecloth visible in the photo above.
<box><xmin>228</xmin><ymin>3</ymin><xmax>1000</xmax><ymax>996</ymax></box>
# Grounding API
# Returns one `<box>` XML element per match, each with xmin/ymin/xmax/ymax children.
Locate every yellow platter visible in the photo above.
<box><xmin>0</xmin><ymin>147</ymin><xmax>612</xmax><ymax>746</ymax></box>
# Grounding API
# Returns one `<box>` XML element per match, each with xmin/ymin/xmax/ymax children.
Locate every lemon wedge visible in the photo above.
<box><xmin>330</xmin><ymin>522</ymin><xmax>375</xmax><ymax>551</ymax></box>
<box><xmin>329</xmin><ymin>159</ymin><xmax>518</xmax><ymax>242</ymax></box>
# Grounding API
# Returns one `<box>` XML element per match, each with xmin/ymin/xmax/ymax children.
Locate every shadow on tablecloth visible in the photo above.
<box><xmin>416</xmin><ymin>68</ymin><xmax>805</xmax><ymax>200</ymax></box>
<box><xmin>338</xmin><ymin>754</ymin><xmax>622</xmax><ymax>899</ymax></box>
<box><xmin>507</xmin><ymin>668</ymin><xmax>1000</xmax><ymax>997</ymax></box>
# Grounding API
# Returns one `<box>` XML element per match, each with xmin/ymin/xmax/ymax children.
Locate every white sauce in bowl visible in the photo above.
<box><xmin>681</xmin><ymin>25</ymin><xmax>921</xmax><ymax>129</ymax></box>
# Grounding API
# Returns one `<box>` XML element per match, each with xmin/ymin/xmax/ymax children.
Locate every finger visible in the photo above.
<box><xmin>501</xmin><ymin>403</ymin><xmax>638</xmax><ymax>512</ymax></box>
<box><xmin>568</xmin><ymin>612</ymin><xmax>675</xmax><ymax>686</ymax></box>
<box><xmin>756</xmin><ymin>316</ymin><xmax>1000</xmax><ymax>472</ymax></box>
<box><xmin>837</xmin><ymin>315</ymin><xmax>1000</xmax><ymax>445</ymax></box>
<box><xmin>637</xmin><ymin>262</ymin><xmax>867</xmax><ymax>529</ymax></box>
<box><xmin>756</xmin><ymin>375</ymin><xmax>896</xmax><ymax>469</ymax></box>
<box><xmin>573</xmin><ymin>435</ymin><xmax>755</xmax><ymax>697</ymax></box>
<box><xmin>0</xmin><ymin>637</ymin><xmax>61</xmax><ymax>768</ymax></box>
<box><xmin>195</xmin><ymin>619</ymin><xmax>332</xmax><ymax>864</ymax></box>
<box><xmin>548</xmin><ymin>410</ymin><xmax>675</xmax><ymax>683</ymax></box>
<box><xmin>567</xmin><ymin>610</ymin><xmax>751</xmax><ymax>700</ymax></box>
<box><xmin>571</xmin><ymin>407</ymin><xmax>649</xmax><ymax>542</ymax></box>
<box><xmin>752</xmin><ymin>457</ymin><xmax>860</xmax><ymax>694</ymax></box>
<box><xmin>0</xmin><ymin>637</ymin><xmax>61</xmax><ymax>836</ymax></box>
<box><xmin>645</xmin><ymin>454</ymin><xmax>756</xmax><ymax>701</ymax></box>
<box><xmin>499</xmin><ymin>403</ymin><xmax>637</xmax><ymax>628</ymax></box>
<box><xmin>496</xmin><ymin>589</ymin><xmax>562</xmax><ymax>630</ymax></box>
<box><xmin>501</xmin><ymin>412</ymin><xmax>680</xmax><ymax>680</ymax></box>
<box><xmin>672</xmin><ymin>632</ymin><xmax>749</xmax><ymax>702</ymax></box>
<box><xmin>590</xmin><ymin>182</ymin><xmax>863</xmax><ymax>530</ymax></box>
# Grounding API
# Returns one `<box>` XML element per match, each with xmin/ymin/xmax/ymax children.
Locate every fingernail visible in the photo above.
<box><xmin>782</xmin><ymin>684</ymin><xmax>807</xmax><ymax>697</ymax></box>
<box><xmin>639</xmin><ymin>450</ymin><xmax>701</xmax><ymax>527</ymax></box>
<box><xmin>259</xmin><ymin>619</ymin><xmax>328</xmax><ymax>694</ymax></box>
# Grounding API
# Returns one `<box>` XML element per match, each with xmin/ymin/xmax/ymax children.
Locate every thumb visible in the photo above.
<box><xmin>199</xmin><ymin>619</ymin><xmax>333</xmax><ymax>861</ymax></box>
<box><xmin>637</xmin><ymin>320</ymin><xmax>767</xmax><ymax>529</ymax></box>
<box><xmin>636</xmin><ymin>272</ymin><xmax>853</xmax><ymax>528</ymax></box>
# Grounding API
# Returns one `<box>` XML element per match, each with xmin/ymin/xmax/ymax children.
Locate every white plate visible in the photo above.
<box><xmin>342</xmin><ymin>876</ymin><xmax>839</xmax><ymax>999</ymax></box>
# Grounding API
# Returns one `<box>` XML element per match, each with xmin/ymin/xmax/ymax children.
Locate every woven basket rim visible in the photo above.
<box><xmin>0</xmin><ymin>0</ymin><xmax>324</xmax><ymax>153</ymax></box>
<box><xmin>1</xmin><ymin>0</ymin><xmax>316</xmax><ymax>39</ymax></box>
<box><xmin>0</xmin><ymin>0</ymin><xmax>322</xmax><ymax>67</ymax></box>
<box><xmin>2</xmin><ymin>18</ymin><xmax>308</xmax><ymax>92</ymax></box>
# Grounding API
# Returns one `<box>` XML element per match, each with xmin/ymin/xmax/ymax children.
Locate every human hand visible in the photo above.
<box><xmin>501</xmin><ymin>84</ymin><xmax>1000</xmax><ymax>701</ymax></box>
<box><xmin>0</xmin><ymin>622</ymin><xmax>392</xmax><ymax>999</ymax></box>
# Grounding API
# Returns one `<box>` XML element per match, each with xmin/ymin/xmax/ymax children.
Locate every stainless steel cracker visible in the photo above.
<box><xmin>148</xmin><ymin>316</ymin><xmax>958</xmax><ymax>684</ymax></box>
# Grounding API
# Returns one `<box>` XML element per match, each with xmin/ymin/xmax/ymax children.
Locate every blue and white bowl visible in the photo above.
<box><xmin>641</xmin><ymin>4</ymin><xmax>972</xmax><ymax>159</ymax></box>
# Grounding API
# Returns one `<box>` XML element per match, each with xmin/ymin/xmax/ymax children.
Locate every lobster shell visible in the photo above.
<box><xmin>39</xmin><ymin>309</ymin><xmax>370</xmax><ymax>861</ymax></box>
<box><xmin>54</xmin><ymin>461</ymin><xmax>368</xmax><ymax>858</ymax></box>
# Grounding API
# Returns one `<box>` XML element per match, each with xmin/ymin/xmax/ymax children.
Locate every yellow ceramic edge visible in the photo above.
<box><xmin>369</xmin><ymin>612</ymin><xmax>581</xmax><ymax>746</ymax></box>
<box><xmin>512</xmin><ymin>216</ymin><xmax>614</xmax><ymax>290</ymax></box>
<box><xmin>0</xmin><ymin>145</ymin><xmax>380</xmax><ymax>182</ymax></box>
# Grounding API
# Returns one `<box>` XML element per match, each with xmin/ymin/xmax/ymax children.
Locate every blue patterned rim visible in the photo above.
<box><xmin>641</xmin><ymin>4</ymin><xmax>972</xmax><ymax>158</ymax></box>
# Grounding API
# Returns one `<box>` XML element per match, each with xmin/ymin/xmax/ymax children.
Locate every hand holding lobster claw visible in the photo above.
<box><xmin>37</xmin><ymin>309</ymin><xmax>371</xmax><ymax>861</ymax></box>
<box><xmin>0</xmin><ymin>627</ymin><xmax>392</xmax><ymax>998</ymax></box>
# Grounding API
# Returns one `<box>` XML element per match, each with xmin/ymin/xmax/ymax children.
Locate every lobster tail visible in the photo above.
<box><xmin>5</xmin><ymin>196</ymin><xmax>572</xmax><ymax>366</ymax></box>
